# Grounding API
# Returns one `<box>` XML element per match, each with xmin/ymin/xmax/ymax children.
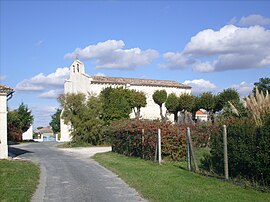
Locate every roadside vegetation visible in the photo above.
<box><xmin>93</xmin><ymin>152</ymin><xmax>270</xmax><ymax>202</ymax></box>
<box><xmin>0</xmin><ymin>160</ymin><xmax>39</xmax><ymax>201</ymax></box>
<box><xmin>57</xmin><ymin>77</ymin><xmax>270</xmax><ymax>190</ymax></box>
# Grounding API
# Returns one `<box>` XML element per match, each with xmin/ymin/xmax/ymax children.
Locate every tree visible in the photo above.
<box><xmin>129</xmin><ymin>90</ymin><xmax>147</xmax><ymax>119</ymax></box>
<box><xmin>165</xmin><ymin>93</ymin><xmax>179</xmax><ymax>122</ymax></box>
<box><xmin>178</xmin><ymin>94</ymin><xmax>195</xmax><ymax>124</ymax></box>
<box><xmin>253</xmin><ymin>77</ymin><xmax>270</xmax><ymax>95</ymax></box>
<box><xmin>59</xmin><ymin>93</ymin><xmax>105</xmax><ymax>145</ymax></box>
<box><xmin>215</xmin><ymin>88</ymin><xmax>240</xmax><ymax>112</ymax></box>
<box><xmin>100</xmin><ymin>87</ymin><xmax>132</xmax><ymax>124</ymax></box>
<box><xmin>197</xmin><ymin>92</ymin><xmax>216</xmax><ymax>122</ymax></box>
<box><xmin>49</xmin><ymin>108</ymin><xmax>61</xmax><ymax>134</ymax></box>
<box><xmin>7</xmin><ymin>102</ymin><xmax>34</xmax><ymax>141</ymax></box>
<box><xmin>152</xmin><ymin>90</ymin><xmax>167</xmax><ymax>120</ymax></box>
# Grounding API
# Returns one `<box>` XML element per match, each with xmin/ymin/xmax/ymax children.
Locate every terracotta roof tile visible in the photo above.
<box><xmin>0</xmin><ymin>84</ymin><xmax>14</xmax><ymax>93</ymax></box>
<box><xmin>91</xmin><ymin>76</ymin><xmax>191</xmax><ymax>89</ymax></box>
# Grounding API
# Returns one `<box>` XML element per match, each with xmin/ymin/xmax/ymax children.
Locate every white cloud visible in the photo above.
<box><xmin>39</xmin><ymin>89</ymin><xmax>63</xmax><ymax>99</ymax></box>
<box><xmin>95</xmin><ymin>72</ymin><xmax>106</xmax><ymax>76</ymax></box>
<box><xmin>239</xmin><ymin>15</ymin><xmax>270</xmax><ymax>26</ymax></box>
<box><xmin>65</xmin><ymin>40</ymin><xmax>159</xmax><ymax>69</ymax></box>
<box><xmin>0</xmin><ymin>75</ymin><xmax>6</xmax><ymax>80</ymax></box>
<box><xmin>31</xmin><ymin>105</ymin><xmax>58</xmax><ymax>127</ymax></box>
<box><xmin>16</xmin><ymin>67</ymin><xmax>69</xmax><ymax>92</ymax></box>
<box><xmin>161</xmin><ymin>52</ymin><xmax>193</xmax><ymax>69</ymax></box>
<box><xmin>231</xmin><ymin>81</ymin><xmax>253</xmax><ymax>97</ymax></box>
<box><xmin>183</xmin><ymin>79</ymin><xmax>217</xmax><ymax>95</ymax></box>
<box><xmin>163</xmin><ymin>24</ymin><xmax>270</xmax><ymax>72</ymax></box>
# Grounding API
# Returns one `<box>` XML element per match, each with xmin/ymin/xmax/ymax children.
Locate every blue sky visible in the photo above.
<box><xmin>1</xmin><ymin>0</ymin><xmax>270</xmax><ymax>128</ymax></box>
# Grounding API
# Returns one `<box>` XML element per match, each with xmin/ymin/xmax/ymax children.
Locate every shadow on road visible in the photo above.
<box><xmin>8</xmin><ymin>146</ymin><xmax>33</xmax><ymax>158</ymax></box>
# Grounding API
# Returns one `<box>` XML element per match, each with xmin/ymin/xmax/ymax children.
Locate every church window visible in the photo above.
<box><xmin>77</xmin><ymin>64</ymin><xmax>79</xmax><ymax>72</ymax></box>
<box><xmin>73</xmin><ymin>65</ymin><xmax>75</xmax><ymax>73</ymax></box>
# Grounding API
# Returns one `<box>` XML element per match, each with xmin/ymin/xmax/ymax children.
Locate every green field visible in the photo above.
<box><xmin>0</xmin><ymin>160</ymin><xmax>40</xmax><ymax>202</ymax></box>
<box><xmin>93</xmin><ymin>152</ymin><xmax>270</xmax><ymax>202</ymax></box>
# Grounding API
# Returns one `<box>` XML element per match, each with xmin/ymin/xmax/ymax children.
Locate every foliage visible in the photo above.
<box><xmin>129</xmin><ymin>90</ymin><xmax>147</xmax><ymax>119</ymax></box>
<box><xmin>165</xmin><ymin>93</ymin><xmax>179</xmax><ymax>122</ymax></box>
<box><xmin>253</xmin><ymin>77</ymin><xmax>270</xmax><ymax>95</ymax></box>
<box><xmin>109</xmin><ymin>119</ymin><xmax>186</xmax><ymax>161</ymax></box>
<box><xmin>202</xmin><ymin>116</ymin><xmax>270</xmax><ymax>187</ymax></box>
<box><xmin>100</xmin><ymin>87</ymin><xmax>133</xmax><ymax>124</ymax></box>
<box><xmin>94</xmin><ymin>152</ymin><xmax>270</xmax><ymax>202</ymax></box>
<box><xmin>0</xmin><ymin>160</ymin><xmax>39</xmax><ymax>202</ymax></box>
<box><xmin>244</xmin><ymin>87</ymin><xmax>270</xmax><ymax>126</ymax></box>
<box><xmin>59</xmin><ymin>93</ymin><xmax>105</xmax><ymax>145</ymax></box>
<box><xmin>152</xmin><ymin>90</ymin><xmax>167</xmax><ymax>120</ymax></box>
<box><xmin>49</xmin><ymin>108</ymin><xmax>61</xmax><ymax>134</ymax></box>
<box><xmin>178</xmin><ymin>93</ymin><xmax>195</xmax><ymax>124</ymax></box>
<box><xmin>215</xmin><ymin>88</ymin><xmax>240</xmax><ymax>112</ymax></box>
<box><xmin>7</xmin><ymin>103</ymin><xmax>33</xmax><ymax>142</ymax></box>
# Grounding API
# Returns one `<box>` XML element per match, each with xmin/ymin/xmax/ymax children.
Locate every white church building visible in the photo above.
<box><xmin>60</xmin><ymin>59</ymin><xmax>191</xmax><ymax>142</ymax></box>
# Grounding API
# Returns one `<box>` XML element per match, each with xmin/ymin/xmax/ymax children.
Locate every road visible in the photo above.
<box><xmin>9</xmin><ymin>142</ymin><xmax>146</xmax><ymax>202</ymax></box>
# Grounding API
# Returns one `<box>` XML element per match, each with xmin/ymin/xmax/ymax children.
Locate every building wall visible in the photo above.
<box><xmin>0</xmin><ymin>93</ymin><xmax>8</xmax><ymax>159</ymax></box>
<box><xmin>60</xmin><ymin>60</ymin><xmax>191</xmax><ymax>142</ymax></box>
<box><xmin>22</xmin><ymin>125</ymin><xmax>33</xmax><ymax>140</ymax></box>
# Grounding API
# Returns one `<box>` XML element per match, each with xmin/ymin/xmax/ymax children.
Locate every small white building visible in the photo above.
<box><xmin>195</xmin><ymin>109</ymin><xmax>208</xmax><ymax>122</ymax></box>
<box><xmin>22</xmin><ymin>125</ymin><xmax>33</xmax><ymax>140</ymax></box>
<box><xmin>60</xmin><ymin>59</ymin><xmax>192</xmax><ymax>142</ymax></box>
<box><xmin>0</xmin><ymin>84</ymin><xmax>14</xmax><ymax>159</ymax></box>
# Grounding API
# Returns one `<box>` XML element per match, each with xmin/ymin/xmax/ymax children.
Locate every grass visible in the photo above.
<box><xmin>93</xmin><ymin>152</ymin><xmax>270</xmax><ymax>202</ymax></box>
<box><xmin>0</xmin><ymin>160</ymin><xmax>40</xmax><ymax>202</ymax></box>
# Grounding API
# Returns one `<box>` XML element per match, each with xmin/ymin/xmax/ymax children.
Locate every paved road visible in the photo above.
<box><xmin>9</xmin><ymin>142</ymin><xmax>146</xmax><ymax>202</ymax></box>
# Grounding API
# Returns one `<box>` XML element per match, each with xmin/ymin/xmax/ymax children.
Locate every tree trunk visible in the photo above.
<box><xmin>159</xmin><ymin>105</ymin><xmax>164</xmax><ymax>120</ymax></box>
<box><xmin>174</xmin><ymin>112</ymin><xmax>178</xmax><ymax>123</ymax></box>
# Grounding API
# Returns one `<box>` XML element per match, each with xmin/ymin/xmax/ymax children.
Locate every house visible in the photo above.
<box><xmin>0</xmin><ymin>84</ymin><xmax>14</xmax><ymax>159</ymax></box>
<box><xmin>60</xmin><ymin>59</ymin><xmax>192</xmax><ymax>142</ymax></box>
<box><xmin>195</xmin><ymin>109</ymin><xmax>208</xmax><ymax>122</ymax></box>
<box><xmin>34</xmin><ymin>127</ymin><xmax>54</xmax><ymax>142</ymax></box>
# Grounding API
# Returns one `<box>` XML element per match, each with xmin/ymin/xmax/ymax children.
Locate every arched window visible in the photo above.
<box><xmin>77</xmin><ymin>64</ymin><xmax>79</xmax><ymax>72</ymax></box>
<box><xmin>73</xmin><ymin>65</ymin><xmax>75</xmax><ymax>73</ymax></box>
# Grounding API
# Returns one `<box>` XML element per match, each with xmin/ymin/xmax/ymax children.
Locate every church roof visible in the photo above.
<box><xmin>91</xmin><ymin>76</ymin><xmax>191</xmax><ymax>89</ymax></box>
<box><xmin>0</xmin><ymin>84</ymin><xmax>14</xmax><ymax>94</ymax></box>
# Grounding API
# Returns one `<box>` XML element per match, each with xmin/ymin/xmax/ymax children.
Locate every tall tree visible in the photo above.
<box><xmin>178</xmin><ymin>94</ymin><xmax>195</xmax><ymax>124</ymax></box>
<box><xmin>49</xmin><ymin>108</ymin><xmax>61</xmax><ymax>134</ymax></box>
<box><xmin>215</xmin><ymin>88</ymin><xmax>240</xmax><ymax>112</ymax></box>
<box><xmin>152</xmin><ymin>90</ymin><xmax>167</xmax><ymax>120</ymax></box>
<box><xmin>100</xmin><ymin>87</ymin><xmax>132</xmax><ymax>124</ymax></box>
<box><xmin>165</xmin><ymin>93</ymin><xmax>179</xmax><ymax>122</ymax></box>
<box><xmin>253</xmin><ymin>77</ymin><xmax>270</xmax><ymax>95</ymax></box>
<box><xmin>59</xmin><ymin>93</ymin><xmax>104</xmax><ymax>145</ymax></box>
<box><xmin>129</xmin><ymin>90</ymin><xmax>147</xmax><ymax>119</ymax></box>
<box><xmin>7</xmin><ymin>103</ymin><xmax>34</xmax><ymax>141</ymax></box>
<box><xmin>197</xmin><ymin>92</ymin><xmax>216</xmax><ymax>122</ymax></box>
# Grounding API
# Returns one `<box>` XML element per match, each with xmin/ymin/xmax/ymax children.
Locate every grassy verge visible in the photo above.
<box><xmin>0</xmin><ymin>160</ymin><xmax>40</xmax><ymax>202</ymax></box>
<box><xmin>93</xmin><ymin>152</ymin><xmax>270</xmax><ymax>202</ymax></box>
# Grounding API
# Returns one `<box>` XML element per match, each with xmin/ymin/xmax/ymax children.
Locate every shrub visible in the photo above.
<box><xmin>109</xmin><ymin>119</ymin><xmax>215</xmax><ymax>161</ymax></box>
<box><xmin>202</xmin><ymin>116</ymin><xmax>270</xmax><ymax>186</ymax></box>
<box><xmin>109</xmin><ymin>119</ymin><xmax>186</xmax><ymax>161</ymax></box>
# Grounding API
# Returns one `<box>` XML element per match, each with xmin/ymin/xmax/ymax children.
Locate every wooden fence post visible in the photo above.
<box><xmin>223</xmin><ymin>125</ymin><xmax>229</xmax><ymax>180</ymax></box>
<box><xmin>186</xmin><ymin>127</ymin><xmax>191</xmax><ymax>171</ymax></box>
<box><xmin>158</xmin><ymin>129</ymin><xmax>162</xmax><ymax>165</ymax></box>
<box><xmin>186</xmin><ymin>127</ymin><xmax>199</xmax><ymax>172</ymax></box>
<box><xmin>141</xmin><ymin>129</ymin><xmax>144</xmax><ymax>159</ymax></box>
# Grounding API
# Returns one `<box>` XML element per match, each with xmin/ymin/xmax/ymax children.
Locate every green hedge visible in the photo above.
<box><xmin>202</xmin><ymin>115</ymin><xmax>270</xmax><ymax>186</ymax></box>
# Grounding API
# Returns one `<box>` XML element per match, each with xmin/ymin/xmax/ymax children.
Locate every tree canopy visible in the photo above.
<box><xmin>153</xmin><ymin>90</ymin><xmax>167</xmax><ymax>120</ymax></box>
<box><xmin>49</xmin><ymin>108</ymin><xmax>61</xmax><ymax>134</ymax></box>
<box><xmin>165</xmin><ymin>93</ymin><xmax>179</xmax><ymax>122</ymax></box>
<box><xmin>253</xmin><ymin>77</ymin><xmax>270</xmax><ymax>95</ymax></box>
<box><xmin>7</xmin><ymin>103</ymin><xmax>33</xmax><ymax>141</ymax></box>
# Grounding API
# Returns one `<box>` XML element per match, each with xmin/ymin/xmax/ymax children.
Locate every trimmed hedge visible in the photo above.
<box><xmin>202</xmin><ymin>116</ymin><xmax>270</xmax><ymax>186</ymax></box>
<box><xmin>109</xmin><ymin>119</ymin><xmax>215</xmax><ymax>161</ymax></box>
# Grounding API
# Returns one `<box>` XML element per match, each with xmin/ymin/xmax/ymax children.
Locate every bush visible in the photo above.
<box><xmin>202</xmin><ymin>116</ymin><xmax>270</xmax><ymax>186</ymax></box>
<box><xmin>109</xmin><ymin>119</ymin><xmax>215</xmax><ymax>161</ymax></box>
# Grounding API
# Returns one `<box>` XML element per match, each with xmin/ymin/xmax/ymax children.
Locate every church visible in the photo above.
<box><xmin>60</xmin><ymin>59</ymin><xmax>192</xmax><ymax>142</ymax></box>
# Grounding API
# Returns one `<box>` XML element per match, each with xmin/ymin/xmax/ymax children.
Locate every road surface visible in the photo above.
<box><xmin>9</xmin><ymin>142</ymin><xmax>146</xmax><ymax>202</ymax></box>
